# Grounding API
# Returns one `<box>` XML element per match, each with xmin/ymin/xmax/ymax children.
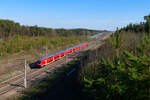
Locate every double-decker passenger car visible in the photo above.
<box><xmin>37</xmin><ymin>43</ymin><xmax>88</xmax><ymax>67</ymax></box>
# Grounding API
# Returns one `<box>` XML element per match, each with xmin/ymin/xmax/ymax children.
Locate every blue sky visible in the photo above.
<box><xmin>0</xmin><ymin>0</ymin><xmax>150</xmax><ymax>31</ymax></box>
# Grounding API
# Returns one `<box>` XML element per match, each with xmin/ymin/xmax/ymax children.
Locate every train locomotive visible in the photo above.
<box><xmin>37</xmin><ymin>43</ymin><xmax>88</xmax><ymax>67</ymax></box>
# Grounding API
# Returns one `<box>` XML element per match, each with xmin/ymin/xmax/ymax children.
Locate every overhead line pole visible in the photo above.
<box><xmin>24</xmin><ymin>59</ymin><xmax>27</xmax><ymax>88</ymax></box>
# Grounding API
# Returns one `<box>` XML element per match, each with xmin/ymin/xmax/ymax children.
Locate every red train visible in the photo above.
<box><xmin>37</xmin><ymin>43</ymin><xmax>88</xmax><ymax>67</ymax></box>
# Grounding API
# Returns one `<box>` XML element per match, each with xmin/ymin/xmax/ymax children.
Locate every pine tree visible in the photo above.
<box><xmin>110</xmin><ymin>27</ymin><xmax>124</xmax><ymax>58</ymax></box>
<box><xmin>144</xmin><ymin>14</ymin><xmax>150</xmax><ymax>34</ymax></box>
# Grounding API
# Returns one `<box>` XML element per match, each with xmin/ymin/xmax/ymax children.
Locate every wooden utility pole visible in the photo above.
<box><xmin>24</xmin><ymin>59</ymin><xmax>27</xmax><ymax>88</ymax></box>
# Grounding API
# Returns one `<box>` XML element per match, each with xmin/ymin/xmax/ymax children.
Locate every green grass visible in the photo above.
<box><xmin>0</xmin><ymin>35</ymin><xmax>90</xmax><ymax>57</ymax></box>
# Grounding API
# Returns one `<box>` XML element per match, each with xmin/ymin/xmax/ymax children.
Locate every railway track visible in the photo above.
<box><xmin>0</xmin><ymin>45</ymin><xmax>88</xmax><ymax>96</ymax></box>
<box><xmin>0</xmin><ymin>51</ymin><xmax>77</xmax><ymax>96</ymax></box>
<box><xmin>0</xmin><ymin>33</ymin><xmax>111</xmax><ymax>99</ymax></box>
<box><xmin>0</xmin><ymin>56</ymin><xmax>68</xmax><ymax>96</ymax></box>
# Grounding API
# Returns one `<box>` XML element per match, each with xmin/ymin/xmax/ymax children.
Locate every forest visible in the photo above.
<box><xmin>120</xmin><ymin>14</ymin><xmax>150</xmax><ymax>33</ymax></box>
<box><xmin>0</xmin><ymin>19</ymin><xmax>101</xmax><ymax>38</ymax></box>
<box><xmin>79</xmin><ymin>14</ymin><xmax>150</xmax><ymax>100</ymax></box>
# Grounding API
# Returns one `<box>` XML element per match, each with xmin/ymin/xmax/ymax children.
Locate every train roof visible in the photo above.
<box><xmin>39</xmin><ymin>54</ymin><xmax>54</xmax><ymax>61</ymax></box>
<box><xmin>39</xmin><ymin>43</ymin><xmax>88</xmax><ymax>61</ymax></box>
<box><xmin>39</xmin><ymin>50</ymin><xmax>66</xmax><ymax>60</ymax></box>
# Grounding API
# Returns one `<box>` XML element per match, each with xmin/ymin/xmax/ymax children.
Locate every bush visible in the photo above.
<box><xmin>0</xmin><ymin>35</ymin><xmax>89</xmax><ymax>57</ymax></box>
<box><xmin>80</xmin><ymin>30</ymin><xmax>150</xmax><ymax>100</ymax></box>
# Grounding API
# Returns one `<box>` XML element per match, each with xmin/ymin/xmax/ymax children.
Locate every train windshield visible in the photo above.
<box><xmin>37</xmin><ymin>61</ymin><xmax>41</xmax><ymax>64</ymax></box>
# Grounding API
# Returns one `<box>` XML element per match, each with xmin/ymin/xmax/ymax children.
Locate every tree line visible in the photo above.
<box><xmin>0</xmin><ymin>19</ymin><xmax>101</xmax><ymax>39</ymax></box>
<box><xmin>121</xmin><ymin>14</ymin><xmax>150</xmax><ymax>33</ymax></box>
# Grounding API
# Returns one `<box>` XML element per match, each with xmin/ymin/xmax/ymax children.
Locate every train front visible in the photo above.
<box><xmin>36</xmin><ymin>60</ymin><xmax>42</xmax><ymax>67</ymax></box>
